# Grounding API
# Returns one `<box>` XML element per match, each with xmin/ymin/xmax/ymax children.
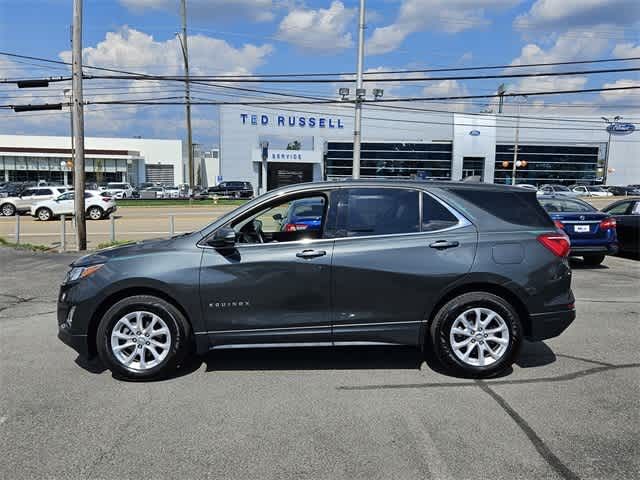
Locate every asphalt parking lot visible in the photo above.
<box><xmin>0</xmin><ymin>248</ymin><xmax>638</xmax><ymax>480</ymax></box>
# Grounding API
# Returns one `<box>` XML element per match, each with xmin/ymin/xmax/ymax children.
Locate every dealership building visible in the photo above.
<box><xmin>219</xmin><ymin>104</ymin><xmax>639</xmax><ymax>193</ymax></box>
<box><xmin>0</xmin><ymin>135</ymin><xmax>184</xmax><ymax>186</ymax></box>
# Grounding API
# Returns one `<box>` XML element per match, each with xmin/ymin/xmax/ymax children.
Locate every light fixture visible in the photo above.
<box><xmin>355</xmin><ymin>88</ymin><xmax>366</xmax><ymax>100</ymax></box>
<box><xmin>372</xmin><ymin>88</ymin><xmax>384</xmax><ymax>99</ymax></box>
<box><xmin>338</xmin><ymin>87</ymin><xmax>350</xmax><ymax>101</ymax></box>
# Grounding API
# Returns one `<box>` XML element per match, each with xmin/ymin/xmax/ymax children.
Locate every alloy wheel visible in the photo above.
<box><xmin>110</xmin><ymin>311</ymin><xmax>172</xmax><ymax>371</ymax></box>
<box><xmin>449</xmin><ymin>307</ymin><xmax>509</xmax><ymax>367</ymax></box>
<box><xmin>88</xmin><ymin>207</ymin><xmax>102</xmax><ymax>220</ymax></box>
<box><xmin>1</xmin><ymin>204</ymin><xmax>15</xmax><ymax>216</ymax></box>
<box><xmin>38</xmin><ymin>209</ymin><xmax>51</xmax><ymax>221</ymax></box>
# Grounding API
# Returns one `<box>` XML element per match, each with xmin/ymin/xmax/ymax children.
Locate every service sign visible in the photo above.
<box><xmin>606</xmin><ymin>123</ymin><xmax>636</xmax><ymax>135</ymax></box>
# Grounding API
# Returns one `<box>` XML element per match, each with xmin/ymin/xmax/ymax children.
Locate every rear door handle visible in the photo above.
<box><xmin>296</xmin><ymin>249</ymin><xmax>327</xmax><ymax>259</ymax></box>
<box><xmin>429</xmin><ymin>240</ymin><xmax>460</xmax><ymax>250</ymax></box>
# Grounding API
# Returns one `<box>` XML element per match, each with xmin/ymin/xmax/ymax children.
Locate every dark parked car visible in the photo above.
<box><xmin>57</xmin><ymin>181</ymin><xmax>575</xmax><ymax>380</ymax></box>
<box><xmin>604</xmin><ymin>186</ymin><xmax>640</xmax><ymax>196</ymax></box>
<box><xmin>601</xmin><ymin>198</ymin><xmax>640</xmax><ymax>256</ymax></box>
<box><xmin>207</xmin><ymin>181</ymin><xmax>254</xmax><ymax>199</ymax></box>
<box><xmin>538</xmin><ymin>195</ymin><xmax>618</xmax><ymax>265</ymax></box>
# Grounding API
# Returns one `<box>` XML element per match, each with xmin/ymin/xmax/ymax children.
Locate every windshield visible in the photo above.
<box><xmin>590</xmin><ymin>186</ymin><xmax>605</xmax><ymax>192</ymax></box>
<box><xmin>107</xmin><ymin>183</ymin><xmax>127</xmax><ymax>189</ymax></box>
<box><xmin>554</xmin><ymin>185</ymin><xmax>571</xmax><ymax>191</ymax></box>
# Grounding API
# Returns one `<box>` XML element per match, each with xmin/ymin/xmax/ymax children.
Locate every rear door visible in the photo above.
<box><xmin>605</xmin><ymin>200</ymin><xmax>639</xmax><ymax>252</ymax></box>
<box><xmin>15</xmin><ymin>188</ymin><xmax>37</xmax><ymax>210</ymax></box>
<box><xmin>327</xmin><ymin>187</ymin><xmax>477</xmax><ymax>346</ymax></box>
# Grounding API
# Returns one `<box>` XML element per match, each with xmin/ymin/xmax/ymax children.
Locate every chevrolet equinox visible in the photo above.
<box><xmin>57</xmin><ymin>181</ymin><xmax>575</xmax><ymax>379</ymax></box>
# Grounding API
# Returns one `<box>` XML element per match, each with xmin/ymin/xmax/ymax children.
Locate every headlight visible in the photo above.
<box><xmin>65</xmin><ymin>264</ymin><xmax>104</xmax><ymax>283</ymax></box>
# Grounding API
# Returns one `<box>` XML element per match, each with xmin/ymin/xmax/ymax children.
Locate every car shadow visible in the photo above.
<box><xmin>569</xmin><ymin>258</ymin><xmax>610</xmax><ymax>269</ymax></box>
<box><xmin>76</xmin><ymin>342</ymin><xmax>557</xmax><ymax>382</ymax></box>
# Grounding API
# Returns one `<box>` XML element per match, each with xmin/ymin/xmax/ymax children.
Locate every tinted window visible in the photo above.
<box><xmin>36</xmin><ymin>189</ymin><xmax>53</xmax><ymax>196</ymax></box>
<box><xmin>451</xmin><ymin>189</ymin><xmax>553</xmax><ymax>227</ymax></box>
<box><xmin>422</xmin><ymin>194</ymin><xmax>459</xmax><ymax>231</ymax></box>
<box><xmin>336</xmin><ymin>188</ymin><xmax>419</xmax><ymax>237</ymax></box>
<box><xmin>539</xmin><ymin>198</ymin><xmax>596</xmax><ymax>213</ymax></box>
<box><xmin>22</xmin><ymin>189</ymin><xmax>36</xmax><ymax>196</ymax></box>
<box><xmin>58</xmin><ymin>192</ymin><xmax>74</xmax><ymax>201</ymax></box>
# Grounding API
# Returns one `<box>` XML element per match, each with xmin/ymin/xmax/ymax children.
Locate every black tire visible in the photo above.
<box><xmin>429</xmin><ymin>292</ymin><xmax>522</xmax><ymax>378</ymax></box>
<box><xmin>96</xmin><ymin>295</ymin><xmax>192</xmax><ymax>380</ymax></box>
<box><xmin>87</xmin><ymin>206</ymin><xmax>104</xmax><ymax>220</ymax></box>
<box><xmin>1</xmin><ymin>203</ymin><xmax>16</xmax><ymax>216</ymax></box>
<box><xmin>36</xmin><ymin>207</ymin><xmax>53</xmax><ymax>221</ymax></box>
<box><xmin>583</xmin><ymin>254</ymin><xmax>605</xmax><ymax>266</ymax></box>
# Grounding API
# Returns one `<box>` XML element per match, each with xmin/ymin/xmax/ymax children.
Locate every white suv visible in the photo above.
<box><xmin>30</xmin><ymin>190</ymin><xmax>117</xmax><ymax>221</ymax></box>
<box><xmin>0</xmin><ymin>186</ymin><xmax>69</xmax><ymax>216</ymax></box>
<box><xmin>104</xmin><ymin>182</ymin><xmax>134</xmax><ymax>199</ymax></box>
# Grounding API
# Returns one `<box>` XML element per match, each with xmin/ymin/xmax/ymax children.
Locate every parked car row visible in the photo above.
<box><xmin>527</xmin><ymin>183</ymin><xmax>640</xmax><ymax>198</ymax></box>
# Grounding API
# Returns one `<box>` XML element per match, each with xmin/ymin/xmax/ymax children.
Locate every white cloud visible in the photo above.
<box><xmin>599</xmin><ymin>78</ymin><xmax>640</xmax><ymax>104</ymax></box>
<box><xmin>613</xmin><ymin>42</ymin><xmax>640</xmax><ymax>58</ymax></box>
<box><xmin>276</xmin><ymin>1</ymin><xmax>355</xmax><ymax>53</ymax></box>
<box><xmin>506</xmin><ymin>29</ymin><xmax>611</xmax><ymax>93</ymax></box>
<box><xmin>367</xmin><ymin>0</ymin><xmax>520</xmax><ymax>55</ymax></box>
<box><xmin>119</xmin><ymin>0</ymin><xmax>276</xmax><ymax>22</ymax></box>
<box><xmin>514</xmin><ymin>0</ymin><xmax>640</xmax><ymax>31</ymax></box>
<box><xmin>59</xmin><ymin>26</ymin><xmax>273</xmax><ymax>76</ymax></box>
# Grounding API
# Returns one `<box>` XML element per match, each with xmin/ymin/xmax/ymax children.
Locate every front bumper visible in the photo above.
<box><xmin>527</xmin><ymin>308</ymin><xmax>576</xmax><ymax>341</ymax></box>
<box><xmin>57</xmin><ymin>289</ymin><xmax>92</xmax><ymax>358</ymax></box>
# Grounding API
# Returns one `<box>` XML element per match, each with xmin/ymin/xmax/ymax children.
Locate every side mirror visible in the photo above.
<box><xmin>208</xmin><ymin>227</ymin><xmax>237</xmax><ymax>249</ymax></box>
<box><xmin>272</xmin><ymin>213</ymin><xmax>283</xmax><ymax>221</ymax></box>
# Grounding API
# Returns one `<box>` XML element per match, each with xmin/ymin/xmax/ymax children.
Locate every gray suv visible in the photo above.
<box><xmin>57</xmin><ymin>181</ymin><xmax>575</xmax><ymax>379</ymax></box>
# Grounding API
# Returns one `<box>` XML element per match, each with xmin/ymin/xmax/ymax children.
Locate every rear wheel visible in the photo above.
<box><xmin>87</xmin><ymin>206</ymin><xmax>104</xmax><ymax>220</ymax></box>
<box><xmin>37</xmin><ymin>207</ymin><xmax>53</xmax><ymax>221</ymax></box>
<box><xmin>429</xmin><ymin>292</ymin><xmax>522</xmax><ymax>378</ymax></box>
<box><xmin>96</xmin><ymin>295</ymin><xmax>192</xmax><ymax>380</ymax></box>
<box><xmin>583</xmin><ymin>254</ymin><xmax>605</xmax><ymax>266</ymax></box>
<box><xmin>1</xmin><ymin>203</ymin><xmax>16</xmax><ymax>216</ymax></box>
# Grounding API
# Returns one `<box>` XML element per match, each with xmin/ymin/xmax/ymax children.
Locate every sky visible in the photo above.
<box><xmin>0</xmin><ymin>0</ymin><xmax>639</xmax><ymax>148</ymax></box>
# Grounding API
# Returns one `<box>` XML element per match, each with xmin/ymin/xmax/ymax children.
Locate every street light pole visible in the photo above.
<box><xmin>352</xmin><ymin>0</ymin><xmax>366</xmax><ymax>179</ymax></box>
<box><xmin>511</xmin><ymin>95</ymin><xmax>527</xmax><ymax>186</ymax></box>
<box><xmin>601</xmin><ymin>115</ymin><xmax>621</xmax><ymax>185</ymax></box>
<box><xmin>72</xmin><ymin>0</ymin><xmax>86</xmax><ymax>250</ymax></box>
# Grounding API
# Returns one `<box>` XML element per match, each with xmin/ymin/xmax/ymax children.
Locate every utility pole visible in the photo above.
<box><xmin>72</xmin><ymin>0</ymin><xmax>86</xmax><ymax>250</ymax></box>
<box><xmin>180</xmin><ymin>0</ymin><xmax>194</xmax><ymax>190</ymax></box>
<box><xmin>352</xmin><ymin>0</ymin><xmax>366</xmax><ymax>179</ymax></box>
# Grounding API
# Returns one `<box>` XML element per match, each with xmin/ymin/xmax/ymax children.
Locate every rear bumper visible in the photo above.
<box><xmin>526</xmin><ymin>308</ymin><xmax>576</xmax><ymax>341</ymax></box>
<box><xmin>570</xmin><ymin>244</ymin><xmax>618</xmax><ymax>255</ymax></box>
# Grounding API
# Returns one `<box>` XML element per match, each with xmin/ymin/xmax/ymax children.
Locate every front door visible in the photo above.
<box><xmin>327</xmin><ymin>188</ymin><xmax>477</xmax><ymax>345</ymax></box>
<box><xmin>200</xmin><ymin>193</ymin><xmax>333</xmax><ymax>347</ymax></box>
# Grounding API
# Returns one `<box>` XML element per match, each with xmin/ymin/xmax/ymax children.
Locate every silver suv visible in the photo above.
<box><xmin>0</xmin><ymin>186</ymin><xmax>69</xmax><ymax>216</ymax></box>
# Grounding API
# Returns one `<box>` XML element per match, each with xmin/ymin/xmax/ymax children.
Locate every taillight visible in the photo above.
<box><xmin>283</xmin><ymin>223</ymin><xmax>308</xmax><ymax>232</ymax></box>
<box><xmin>599</xmin><ymin>217</ymin><xmax>616</xmax><ymax>230</ymax></box>
<box><xmin>554</xmin><ymin>220</ymin><xmax>564</xmax><ymax>230</ymax></box>
<box><xmin>537</xmin><ymin>232</ymin><xmax>571</xmax><ymax>257</ymax></box>
<box><xmin>102</xmin><ymin>196</ymin><xmax>112</xmax><ymax>202</ymax></box>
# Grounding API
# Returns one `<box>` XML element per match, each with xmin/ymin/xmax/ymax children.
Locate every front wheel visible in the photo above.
<box><xmin>583</xmin><ymin>254</ymin><xmax>605</xmax><ymax>266</ymax></box>
<box><xmin>96</xmin><ymin>295</ymin><xmax>192</xmax><ymax>380</ymax></box>
<box><xmin>429</xmin><ymin>292</ymin><xmax>522</xmax><ymax>378</ymax></box>
<box><xmin>1</xmin><ymin>203</ymin><xmax>16</xmax><ymax>216</ymax></box>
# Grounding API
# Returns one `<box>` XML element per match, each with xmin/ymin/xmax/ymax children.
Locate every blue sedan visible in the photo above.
<box><xmin>276</xmin><ymin>197</ymin><xmax>325</xmax><ymax>232</ymax></box>
<box><xmin>538</xmin><ymin>195</ymin><xmax>618</xmax><ymax>265</ymax></box>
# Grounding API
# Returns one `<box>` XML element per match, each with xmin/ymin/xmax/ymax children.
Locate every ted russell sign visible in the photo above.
<box><xmin>241</xmin><ymin>113</ymin><xmax>345</xmax><ymax>129</ymax></box>
<box><xmin>606</xmin><ymin>123</ymin><xmax>636</xmax><ymax>135</ymax></box>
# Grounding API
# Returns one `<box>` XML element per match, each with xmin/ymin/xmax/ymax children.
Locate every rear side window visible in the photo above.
<box><xmin>539</xmin><ymin>198</ymin><xmax>595</xmax><ymax>213</ymax></box>
<box><xmin>451</xmin><ymin>189</ymin><xmax>553</xmax><ymax>227</ymax></box>
<box><xmin>422</xmin><ymin>193</ymin><xmax>459</xmax><ymax>231</ymax></box>
<box><xmin>334</xmin><ymin>188</ymin><xmax>419</xmax><ymax>237</ymax></box>
<box><xmin>36</xmin><ymin>189</ymin><xmax>53</xmax><ymax>196</ymax></box>
<box><xmin>604</xmin><ymin>201</ymin><xmax>632</xmax><ymax>215</ymax></box>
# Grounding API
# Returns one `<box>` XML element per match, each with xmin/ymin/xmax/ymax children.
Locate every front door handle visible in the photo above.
<box><xmin>429</xmin><ymin>240</ymin><xmax>460</xmax><ymax>250</ymax></box>
<box><xmin>296</xmin><ymin>249</ymin><xmax>327</xmax><ymax>259</ymax></box>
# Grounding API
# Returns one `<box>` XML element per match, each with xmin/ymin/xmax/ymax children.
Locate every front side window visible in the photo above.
<box><xmin>231</xmin><ymin>195</ymin><xmax>327</xmax><ymax>244</ymax></box>
<box><xmin>36</xmin><ymin>189</ymin><xmax>53</xmax><ymax>196</ymax></box>
<box><xmin>334</xmin><ymin>188</ymin><xmax>419</xmax><ymax>237</ymax></box>
<box><xmin>58</xmin><ymin>192</ymin><xmax>74</xmax><ymax>201</ymax></box>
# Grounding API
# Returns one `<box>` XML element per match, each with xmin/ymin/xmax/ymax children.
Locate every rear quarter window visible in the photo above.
<box><xmin>450</xmin><ymin>189</ymin><xmax>553</xmax><ymax>227</ymax></box>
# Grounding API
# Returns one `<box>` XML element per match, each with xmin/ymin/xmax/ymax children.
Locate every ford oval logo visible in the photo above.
<box><xmin>606</xmin><ymin>123</ymin><xmax>636</xmax><ymax>135</ymax></box>
<box><xmin>469</xmin><ymin>130</ymin><xmax>481</xmax><ymax>136</ymax></box>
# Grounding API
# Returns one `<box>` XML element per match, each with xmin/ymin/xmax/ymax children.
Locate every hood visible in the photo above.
<box><xmin>71</xmin><ymin>231</ymin><xmax>203</xmax><ymax>267</ymax></box>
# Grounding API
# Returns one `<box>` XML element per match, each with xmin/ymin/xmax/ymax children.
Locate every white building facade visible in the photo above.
<box><xmin>0</xmin><ymin>135</ymin><xmax>183</xmax><ymax>186</ymax></box>
<box><xmin>218</xmin><ymin>104</ymin><xmax>639</xmax><ymax>193</ymax></box>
